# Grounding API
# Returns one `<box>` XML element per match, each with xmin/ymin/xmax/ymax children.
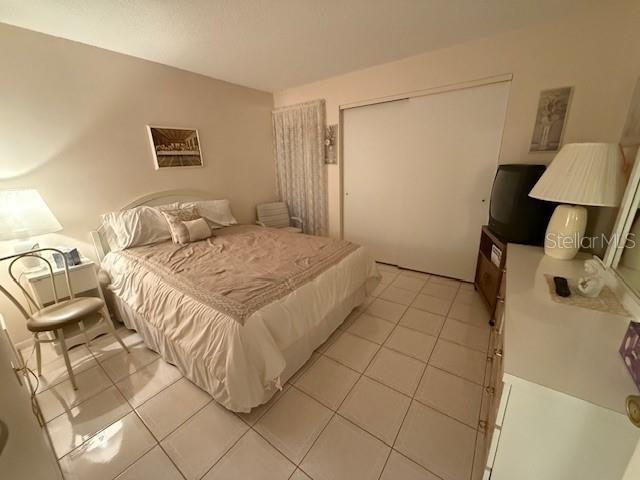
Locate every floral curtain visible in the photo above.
<box><xmin>272</xmin><ymin>99</ymin><xmax>328</xmax><ymax>236</ymax></box>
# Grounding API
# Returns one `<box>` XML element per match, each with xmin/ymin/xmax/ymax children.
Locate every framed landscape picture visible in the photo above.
<box><xmin>147</xmin><ymin>126</ymin><xmax>203</xmax><ymax>169</ymax></box>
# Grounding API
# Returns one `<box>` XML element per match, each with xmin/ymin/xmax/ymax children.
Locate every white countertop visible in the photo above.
<box><xmin>504</xmin><ymin>244</ymin><xmax>638</xmax><ymax>415</ymax></box>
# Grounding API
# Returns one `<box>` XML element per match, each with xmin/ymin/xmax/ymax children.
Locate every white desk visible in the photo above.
<box><xmin>484</xmin><ymin>244</ymin><xmax>640</xmax><ymax>480</ymax></box>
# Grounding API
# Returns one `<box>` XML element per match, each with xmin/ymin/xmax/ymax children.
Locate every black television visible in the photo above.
<box><xmin>488</xmin><ymin>164</ymin><xmax>554</xmax><ymax>245</ymax></box>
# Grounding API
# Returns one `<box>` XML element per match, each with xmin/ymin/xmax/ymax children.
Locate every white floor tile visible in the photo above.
<box><xmin>47</xmin><ymin>385</ymin><xmax>132</xmax><ymax>458</ymax></box>
<box><xmin>236</xmin><ymin>384</ymin><xmax>290</xmax><ymax>426</ymax></box>
<box><xmin>395</xmin><ymin>402</ymin><xmax>476</xmax><ymax>480</ymax></box>
<box><xmin>384</xmin><ymin>326</ymin><xmax>436</xmax><ymax>362</ymax></box>
<box><xmin>301</xmin><ymin>415</ymin><xmax>390</xmax><ymax>480</ymax></box>
<box><xmin>399</xmin><ymin>270</ymin><xmax>431</xmax><ymax>280</ymax></box>
<box><xmin>391</xmin><ymin>275</ymin><xmax>428</xmax><ymax>292</ymax></box>
<box><xmin>59</xmin><ymin>411</ymin><xmax>156</xmax><ymax>480</ymax></box>
<box><xmin>455</xmin><ymin>288</ymin><xmax>484</xmax><ymax>305</ymax></box>
<box><xmin>115</xmin><ymin>445</ymin><xmax>184</xmax><ymax>480</ymax></box>
<box><xmin>370</xmin><ymin>282</ymin><xmax>388</xmax><ymax>297</ymax></box>
<box><xmin>415</xmin><ymin>366</ymin><xmax>483</xmax><ymax>428</ymax></box>
<box><xmin>399</xmin><ymin>308</ymin><xmax>445</xmax><ymax>337</ymax></box>
<box><xmin>36</xmin><ymin>364</ymin><xmax>113</xmax><ymax>422</ymax></box>
<box><xmin>88</xmin><ymin>329</ymin><xmax>146</xmax><ymax>362</ymax></box>
<box><xmin>411</xmin><ymin>294</ymin><xmax>451</xmax><ymax>316</ymax></box>
<box><xmin>346</xmin><ymin>313</ymin><xmax>395</xmax><ymax>344</ymax></box>
<box><xmin>202</xmin><ymin>430</ymin><xmax>295</xmax><ymax>480</ymax></box>
<box><xmin>448</xmin><ymin>301</ymin><xmax>491</xmax><ymax>326</ymax></box>
<box><xmin>290</xmin><ymin>469</ymin><xmax>312</xmax><ymax>480</ymax></box>
<box><xmin>99</xmin><ymin>344</ymin><xmax>160</xmax><ymax>383</ymax></box>
<box><xmin>379</xmin><ymin>286</ymin><xmax>418</xmax><ymax>306</ymax></box>
<box><xmin>428</xmin><ymin>276</ymin><xmax>460</xmax><ymax>288</ymax></box>
<box><xmin>380</xmin><ymin>270</ymin><xmax>399</xmax><ymax>285</ymax></box>
<box><xmin>294</xmin><ymin>356</ymin><xmax>359</xmax><ymax>410</ymax></box>
<box><xmin>136</xmin><ymin>377</ymin><xmax>211</xmax><ymax>440</ymax></box>
<box><xmin>365</xmin><ymin>298</ymin><xmax>407</xmax><ymax>323</ymax></box>
<box><xmin>421</xmin><ymin>282</ymin><xmax>459</xmax><ymax>301</ymax></box>
<box><xmin>161</xmin><ymin>401</ymin><xmax>248</xmax><ymax>480</ymax></box>
<box><xmin>325</xmin><ymin>332</ymin><xmax>378</xmax><ymax>372</ymax></box>
<box><xmin>440</xmin><ymin>318</ymin><xmax>490</xmax><ymax>352</ymax></box>
<box><xmin>287</xmin><ymin>352</ymin><xmax>321</xmax><ymax>384</ymax></box>
<box><xmin>255</xmin><ymin>387</ymin><xmax>332</xmax><ymax>463</ymax></box>
<box><xmin>429</xmin><ymin>340</ymin><xmax>487</xmax><ymax>385</ymax></box>
<box><xmin>115</xmin><ymin>358</ymin><xmax>182</xmax><ymax>408</ymax></box>
<box><xmin>338</xmin><ymin>376</ymin><xmax>410</xmax><ymax>445</ymax></box>
<box><xmin>380</xmin><ymin>450</ymin><xmax>440</xmax><ymax>480</ymax></box>
<box><xmin>30</xmin><ymin>345</ymin><xmax>98</xmax><ymax>392</ymax></box>
<box><xmin>365</xmin><ymin>348</ymin><xmax>425</xmax><ymax>396</ymax></box>
<box><xmin>316</xmin><ymin>328</ymin><xmax>343</xmax><ymax>353</ymax></box>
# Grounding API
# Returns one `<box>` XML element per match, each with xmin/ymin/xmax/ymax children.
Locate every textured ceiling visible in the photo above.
<box><xmin>0</xmin><ymin>0</ymin><xmax>600</xmax><ymax>92</ymax></box>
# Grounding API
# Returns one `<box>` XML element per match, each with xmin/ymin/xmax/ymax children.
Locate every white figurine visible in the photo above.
<box><xmin>578</xmin><ymin>259</ymin><xmax>606</xmax><ymax>297</ymax></box>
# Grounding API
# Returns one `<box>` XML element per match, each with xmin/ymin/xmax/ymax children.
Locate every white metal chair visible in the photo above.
<box><xmin>256</xmin><ymin>202</ymin><xmax>303</xmax><ymax>233</ymax></box>
<box><xmin>0</xmin><ymin>248</ymin><xmax>128</xmax><ymax>390</ymax></box>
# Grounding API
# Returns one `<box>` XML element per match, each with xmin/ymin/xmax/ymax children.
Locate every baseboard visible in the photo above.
<box><xmin>15</xmin><ymin>337</ymin><xmax>34</xmax><ymax>353</ymax></box>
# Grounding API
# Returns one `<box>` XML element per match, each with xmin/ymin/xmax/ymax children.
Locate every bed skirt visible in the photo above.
<box><xmin>107</xmin><ymin>283</ymin><xmax>367</xmax><ymax>412</ymax></box>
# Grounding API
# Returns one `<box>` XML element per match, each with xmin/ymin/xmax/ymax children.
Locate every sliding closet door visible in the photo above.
<box><xmin>342</xmin><ymin>99</ymin><xmax>408</xmax><ymax>265</ymax></box>
<box><xmin>343</xmin><ymin>81</ymin><xmax>510</xmax><ymax>281</ymax></box>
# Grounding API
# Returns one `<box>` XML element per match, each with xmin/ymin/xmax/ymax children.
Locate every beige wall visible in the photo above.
<box><xmin>274</xmin><ymin>0</ymin><xmax>640</xmax><ymax>239</ymax></box>
<box><xmin>0</xmin><ymin>23</ymin><xmax>276</xmax><ymax>343</ymax></box>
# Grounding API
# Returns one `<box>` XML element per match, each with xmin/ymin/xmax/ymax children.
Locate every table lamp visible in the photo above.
<box><xmin>529</xmin><ymin>143</ymin><xmax>625</xmax><ymax>260</ymax></box>
<box><xmin>0</xmin><ymin>189</ymin><xmax>62</xmax><ymax>269</ymax></box>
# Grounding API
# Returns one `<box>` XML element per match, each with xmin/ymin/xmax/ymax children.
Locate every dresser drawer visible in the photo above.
<box><xmin>477</xmin><ymin>253</ymin><xmax>500</xmax><ymax>310</ymax></box>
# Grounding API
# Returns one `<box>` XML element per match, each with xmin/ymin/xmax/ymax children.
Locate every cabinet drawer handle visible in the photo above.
<box><xmin>627</xmin><ymin>395</ymin><xmax>640</xmax><ymax>428</ymax></box>
<box><xmin>478</xmin><ymin>419</ymin><xmax>488</xmax><ymax>431</ymax></box>
<box><xmin>493</xmin><ymin>348</ymin><xmax>503</xmax><ymax>358</ymax></box>
<box><xmin>485</xmin><ymin>386</ymin><xmax>495</xmax><ymax>395</ymax></box>
<box><xmin>496</xmin><ymin>296</ymin><xmax>505</xmax><ymax>304</ymax></box>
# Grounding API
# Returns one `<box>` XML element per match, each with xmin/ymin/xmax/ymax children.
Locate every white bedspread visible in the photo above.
<box><xmin>102</xmin><ymin>242</ymin><xmax>379</xmax><ymax>412</ymax></box>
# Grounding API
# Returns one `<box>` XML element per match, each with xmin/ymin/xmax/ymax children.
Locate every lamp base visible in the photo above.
<box><xmin>543</xmin><ymin>204</ymin><xmax>587</xmax><ymax>260</ymax></box>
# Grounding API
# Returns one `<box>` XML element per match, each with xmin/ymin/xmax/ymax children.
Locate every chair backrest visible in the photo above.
<box><xmin>256</xmin><ymin>202</ymin><xmax>291</xmax><ymax>229</ymax></box>
<box><xmin>0</xmin><ymin>249</ymin><xmax>73</xmax><ymax>321</ymax></box>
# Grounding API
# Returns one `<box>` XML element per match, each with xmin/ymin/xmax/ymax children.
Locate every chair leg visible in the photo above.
<box><xmin>78</xmin><ymin>319</ymin><xmax>92</xmax><ymax>347</ymax></box>
<box><xmin>57</xmin><ymin>329</ymin><xmax>77</xmax><ymax>390</ymax></box>
<box><xmin>105</xmin><ymin>316</ymin><xmax>129</xmax><ymax>354</ymax></box>
<box><xmin>34</xmin><ymin>334</ymin><xmax>42</xmax><ymax>377</ymax></box>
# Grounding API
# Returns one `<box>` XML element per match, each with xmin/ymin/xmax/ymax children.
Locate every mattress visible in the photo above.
<box><xmin>101</xmin><ymin>225</ymin><xmax>379</xmax><ymax>412</ymax></box>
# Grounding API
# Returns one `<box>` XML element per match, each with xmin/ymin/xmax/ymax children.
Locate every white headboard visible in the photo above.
<box><xmin>90</xmin><ymin>189</ymin><xmax>217</xmax><ymax>261</ymax></box>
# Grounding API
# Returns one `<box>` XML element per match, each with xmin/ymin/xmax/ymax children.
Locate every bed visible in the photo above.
<box><xmin>91</xmin><ymin>190</ymin><xmax>379</xmax><ymax>412</ymax></box>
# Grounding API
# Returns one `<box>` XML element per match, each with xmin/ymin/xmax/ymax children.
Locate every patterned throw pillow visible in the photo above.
<box><xmin>162</xmin><ymin>207</ymin><xmax>212</xmax><ymax>244</ymax></box>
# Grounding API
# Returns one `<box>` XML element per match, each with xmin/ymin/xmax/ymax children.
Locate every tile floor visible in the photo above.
<box><xmin>25</xmin><ymin>264</ymin><xmax>493</xmax><ymax>480</ymax></box>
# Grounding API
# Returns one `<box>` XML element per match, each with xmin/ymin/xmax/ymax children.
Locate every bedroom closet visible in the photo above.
<box><xmin>342</xmin><ymin>78</ymin><xmax>511</xmax><ymax>281</ymax></box>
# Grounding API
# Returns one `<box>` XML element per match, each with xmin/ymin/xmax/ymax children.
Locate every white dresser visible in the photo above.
<box><xmin>0</xmin><ymin>316</ymin><xmax>62</xmax><ymax>479</ymax></box>
<box><xmin>480</xmin><ymin>244</ymin><xmax>640</xmax><ymax>480</ymax></box>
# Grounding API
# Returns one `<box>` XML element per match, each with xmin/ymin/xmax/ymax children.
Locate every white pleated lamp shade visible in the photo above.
<box><xmin>0</xmin><ymin>189</ymin><xmax>62</xmax><ymax>241</ymax></box>
<box><xmin>529</xmin><ymin>143</ymin><xmax>625</xmax><ymax>207</ymax></box>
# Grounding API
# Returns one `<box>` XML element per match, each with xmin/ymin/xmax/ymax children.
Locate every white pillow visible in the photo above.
<box><xmin>180</xmin><ymin>199</ymin><xmax>238</xmax><ymax>227</ymax></box>
<box><xmin>102</xmin><ymin>203</ymin><xmax>177</xmax><ymax>251</ymax></box>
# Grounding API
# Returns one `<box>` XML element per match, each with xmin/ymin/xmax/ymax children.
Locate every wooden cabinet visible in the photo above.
<box><xmin>475</xmin><ymin>226</ymin><xmax>506</xmax><ymax>325</ymax></box>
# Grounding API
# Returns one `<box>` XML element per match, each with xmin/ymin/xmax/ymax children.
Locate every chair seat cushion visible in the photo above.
<box><xmin>282</xmin><ymin>226</ymin><xmax>303</xmax><ymax>233</ymax></box>
<box><xmin>27</xmin><ymin>297</ymin><xmax>105</xmax><ymax>332</ymax></box>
